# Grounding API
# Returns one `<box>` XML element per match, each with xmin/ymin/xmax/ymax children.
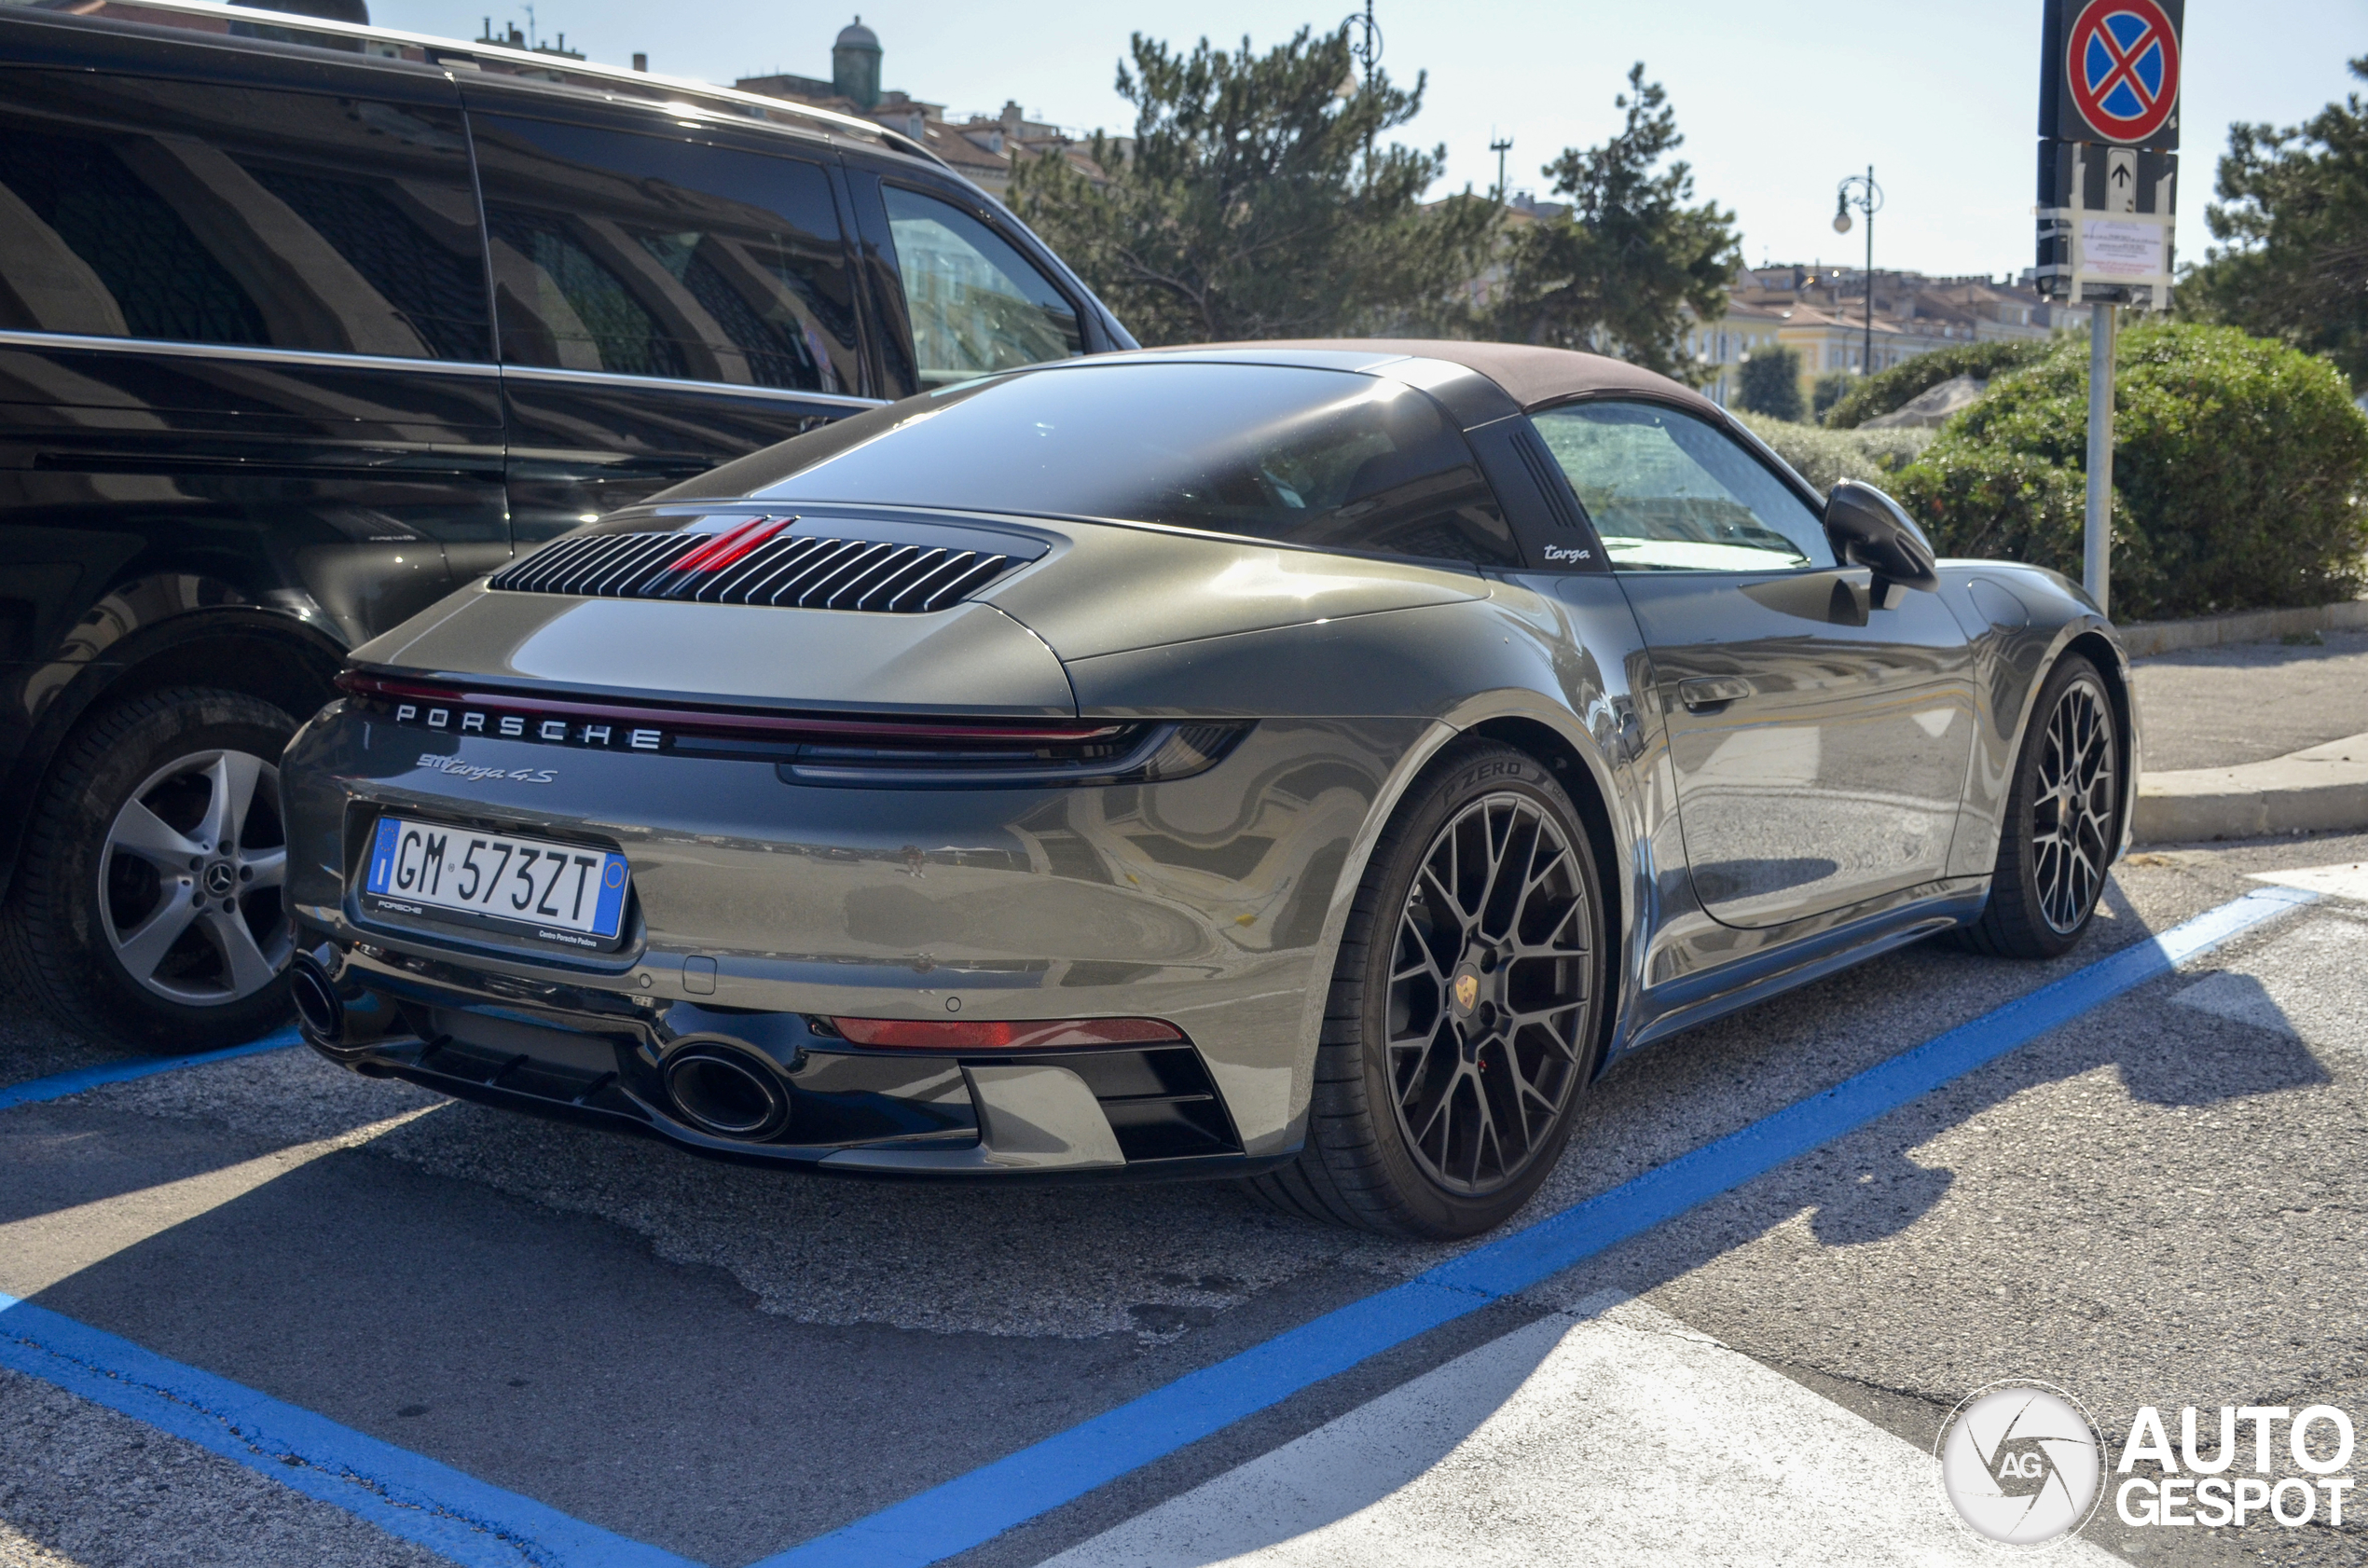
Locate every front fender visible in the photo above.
<box><xmin>1937</xmin><ymin>560</ymin><xmax>2138</xmax><ymax>875</ymax></box>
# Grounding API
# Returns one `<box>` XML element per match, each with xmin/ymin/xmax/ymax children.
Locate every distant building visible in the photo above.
<box><xmin>475</xmin><ymin>17</ymin><xmax>585</xmax><ymax>61</ymax></box>
<box><xmin>735</xmin><ymin>19</ymin><xmax>1111</xmax><ymax>198</ymax></box>
<box><xmin>1439</xmin><ymin>196</ymin><xmax>2084</xmax><ymax>411</ymax></box>
<box><xmin>1708</xmin><ymin>266</ymin><xmax>2092</xmax><ymax>408</ymax></box>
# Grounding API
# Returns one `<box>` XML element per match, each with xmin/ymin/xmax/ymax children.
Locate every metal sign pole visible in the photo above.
<box><xmin>2038</xmin><ymin>0</ymin><xmax>2181</xmax><ymax>623</ymax></box>
<box><xmin>2085</xmin><ymin>302</ymin><xmax>2116</xmax><ymax>614</ymax></box>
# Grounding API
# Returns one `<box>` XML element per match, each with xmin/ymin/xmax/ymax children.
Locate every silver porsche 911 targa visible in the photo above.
<box><xmin>282</xmin><ymin>341</ymin><xmax>2135</xmax><ymax>1238</ymax></box>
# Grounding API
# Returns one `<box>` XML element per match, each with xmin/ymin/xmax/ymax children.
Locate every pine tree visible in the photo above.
<box><xmin>2184</xmin><ymin>57</ymin><xmax>2368</xmax><ymax>385</ymax></box>
<box><xmin>1008</xmin><ymin>28</ymin><xmax>1497</xmax><ymax>346</ymax></box>
<box><xmin>1492</xmin><ymin>65</ymin><xmax>1740</xmax><ymax>378</ymax></box>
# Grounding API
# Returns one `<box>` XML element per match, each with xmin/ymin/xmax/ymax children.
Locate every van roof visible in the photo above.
<box><xmin>7</xmin><ymin>0</ymin><xmax>952</xmax><ymax>172</ymax></box>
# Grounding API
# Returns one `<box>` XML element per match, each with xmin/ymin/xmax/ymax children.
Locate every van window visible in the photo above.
<box><xmin>471</xmin><ymin>115</ymin><xmax>860</xmax><ymax>395</ymax></box>
<box><xmin>0</xmin><ymin>71</ymin><xmax>489</xmax><ymax>360</ymax></box>
<box><xmin>881</xmin><ymin>186</ymin><xmax>1081</xmax><ymax>389</ymax></box>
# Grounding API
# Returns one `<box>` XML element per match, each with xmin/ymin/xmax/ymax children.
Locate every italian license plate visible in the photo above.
<box><xmin>363</xmin><ymin>817</ymin><xmax>629</xmax><ymax>942</ymax></box>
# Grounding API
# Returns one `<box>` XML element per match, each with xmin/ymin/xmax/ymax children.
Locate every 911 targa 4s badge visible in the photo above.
<box><xmin>280</xmin><ymin>341</ymin><xmax>2138</xmax><ymax>1238</ymax></box>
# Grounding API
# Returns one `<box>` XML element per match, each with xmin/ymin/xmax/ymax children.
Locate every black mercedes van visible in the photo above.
<box><xmin>0</xmin><ymin>0</ymin><xmax>1135</xmax><ymax>1050</ymax></box>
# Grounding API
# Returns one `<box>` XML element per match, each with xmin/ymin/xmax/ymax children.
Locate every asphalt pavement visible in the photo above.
<box><xmin>2132</xmin><ymin>630</ymin><xmax>2368</xmax><ymax>772</ymax></box>
<box><xmin>5</xmin><ymin>832</ymin><xmax>2368</xmax><ymax>1566</ymax></box>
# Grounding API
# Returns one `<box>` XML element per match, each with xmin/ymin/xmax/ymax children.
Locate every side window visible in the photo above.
<box><xmin>471</xmin><ymin>115</ymin><xmax>861</xmax><ymax>394</ymax></box>
<box><xmin>0</xmin><ymin>71</ymin><xmax>489</xmax><ymax>359</ymax></box>
<box><xmin>881</xmin><ymin>186</ymin><xmax>1081</xmax><ymax>389</ymax></box>
<box><xmin>1529</xmin><ymin>401</ymin><xmax>1834</xmax><ymax>572</ymax></box>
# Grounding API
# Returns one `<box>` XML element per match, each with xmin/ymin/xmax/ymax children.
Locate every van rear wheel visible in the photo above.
<box><xmin>1</xmin><ymin>688</ymin><xmax>297</xmax><ymax>1052</ymax></box>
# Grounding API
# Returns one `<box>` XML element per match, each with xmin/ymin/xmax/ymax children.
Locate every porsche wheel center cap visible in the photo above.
<box><xmin>1452</xmin><ymin>967</ymin><xmax>1481</xmax><ymax>1015</ymax></box>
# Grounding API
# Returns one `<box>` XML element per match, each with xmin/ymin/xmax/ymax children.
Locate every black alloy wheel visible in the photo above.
<box><xmin>0</xmin><ymin>688</ymin><xmax>299</xmax><ymax>1051</ymax></box>
<box><xmin>1248</xmin><ymin>741</ymin><xmax>1606</xmax><ymax>1238</ymax></box>
<box><xmin>1960</xmin><ymin>653</ymin><xmax>2122</xmax><ymax>960</ymax></box>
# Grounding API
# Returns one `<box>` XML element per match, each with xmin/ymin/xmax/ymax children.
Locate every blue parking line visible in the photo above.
<box><xmin>756</xmin><ymin>885</ymin><xmax>2317</xmax><ymax>1568</ymax></box>
<box><xmin>0</xmin><ymin>887</ymin><xmax>2313</xmax><ymax>1568</ymax></box>
<box><xmin>0</xmin><ymin>1293</ymin><xmax>696</xmax><ymax>1568</ymax></box>
<box><xmin>0</xmin><ymin>1028</ymin><xmax>299</xmax><ymax>1112</ymax></box>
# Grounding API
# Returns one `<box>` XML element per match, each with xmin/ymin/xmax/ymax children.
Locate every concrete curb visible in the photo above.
<box><xmin>2134</xmin><ymin>731</ymin><xmax>2368</xmax><ymax>845</ymax></box>
<box><xmin>2119</xmin><ymin>596</ymin><xmax>2368</xmax><ymax>657</ymax></box>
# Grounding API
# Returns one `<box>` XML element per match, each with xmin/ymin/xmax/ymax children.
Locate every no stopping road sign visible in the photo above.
<box><xmin>2067</xmin><ymin>0</ymin><xmax>2181</xmax><ymax>144</ymax></box>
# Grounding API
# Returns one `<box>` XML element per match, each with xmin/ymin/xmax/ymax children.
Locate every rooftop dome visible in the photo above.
<box><xmin>834</xmin><ymin>16</ymin><xmax>879</xmax><ymax>52</ymax></box>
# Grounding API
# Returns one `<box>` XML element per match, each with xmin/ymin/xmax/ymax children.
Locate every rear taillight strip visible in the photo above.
<box><xmin>334</xmin><ymin>671</ymin><xmax>1129</xmax><ymax>745</ymax></box>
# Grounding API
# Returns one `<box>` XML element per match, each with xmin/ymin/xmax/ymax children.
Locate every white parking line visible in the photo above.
<box><xmin>1039</xmin><ymin>1294</ymin><xmax>2121</xmax><ymax>1568</ymax></box>
<box><xmin>2251</xmin><ymin>859</ymin><xmax>2368</xmax><ymax>902</ymax></box>
<box><xmin>2169</xmin><ymin>915</ymin><xmax>2368</xmax><ymax>1049</ymax></box>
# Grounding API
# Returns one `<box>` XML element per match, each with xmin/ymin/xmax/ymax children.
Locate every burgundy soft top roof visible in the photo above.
<box><xmin>1179</xmin><ymin>339</ymin><xmax>1720</xmax><ymax>418</ymax></box>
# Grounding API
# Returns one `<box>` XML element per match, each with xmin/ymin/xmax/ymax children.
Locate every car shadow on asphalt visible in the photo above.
<box><xmin>1</xmin><ymin>880</ymin><xmax>2353</xmax><ymax>1568</ymax></box>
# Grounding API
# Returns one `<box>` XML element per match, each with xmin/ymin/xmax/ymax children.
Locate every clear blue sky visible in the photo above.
<box><xmin>377</xmin><ymin>0</ymin><xmax>2361</xmax><ymax>281</ymax></box>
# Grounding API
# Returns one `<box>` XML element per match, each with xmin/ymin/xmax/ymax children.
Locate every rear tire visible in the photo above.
<box><xmin>1</xmin><ymin>688</ymin><xmax>297</xmax><ymax>1052</ymax></box>
<box><xmin>1246</xmin><ymin>742</ymin><xmax>1606</xmax><ymax>1239</ymax></box>
<box><xmin>1958</xmin><ymin>653</ymin><xmax>2121</xmax><ymax>960</ymax></box>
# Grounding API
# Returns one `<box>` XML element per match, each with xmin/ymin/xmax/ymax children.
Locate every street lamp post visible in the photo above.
<box><xmin>1832</xmin><ymin>167</ymin><xmax>1882</xmax><ymax>377</ymax></box>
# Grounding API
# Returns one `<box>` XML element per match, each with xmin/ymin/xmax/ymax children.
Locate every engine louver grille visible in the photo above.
<box><xmin>487</xmin><ymin>522</ymin><xmax>1019</xmax><ymax>612</ymax></box>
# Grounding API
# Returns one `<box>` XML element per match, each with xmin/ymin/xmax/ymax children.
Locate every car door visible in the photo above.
<box><xmin>0</xmin><ymin>64</ymin><xmax>507</xmax><ymax>644</ymax></box>
<box><xmin>1528</xmin><ymin>398</ymin><xmax>1976</xmax><ymax>928</ymax></box>
<box><xmin>464</xmin><ymin>105</ymin><xmax>873</xmax><ymax>546</ymax></box>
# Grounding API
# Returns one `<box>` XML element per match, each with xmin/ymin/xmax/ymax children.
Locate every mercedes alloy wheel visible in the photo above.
<box><xmin>0</xmin><ymin>688</ymin><xmax>298</xmax><ymax>1050</ymax></box>
<box><xmin>100</xmin><ymin>746</ymin><xmax>291</xmax><ymax>1006</ymax></box>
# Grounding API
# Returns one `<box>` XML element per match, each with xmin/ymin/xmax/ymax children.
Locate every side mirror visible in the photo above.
<box><xmin>1824</xmin><ymin>480</ymin><xmax>1939</xmax><ymax>600</ymax></box>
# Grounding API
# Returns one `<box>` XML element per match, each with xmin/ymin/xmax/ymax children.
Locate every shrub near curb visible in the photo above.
<box><xmin>1821</xmin><ymin>339</ymin><xmax>2053</xmax><ymax>429</ymax></box>
<box><xmin>1734</xmin><ymin>412</ymin><xmax>1932</xmax><ymax>493</ymax></box>
<box><xmin>1893</xmin><ymin>322</ymin><xmax>2368</xmax><ymax>622</ymax></box>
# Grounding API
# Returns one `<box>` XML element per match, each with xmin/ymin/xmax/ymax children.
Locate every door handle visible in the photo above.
<box><xmin>1676</xmin><ymin>676</ymin><xmax>1754</xmax><ymax>712</ymax></box>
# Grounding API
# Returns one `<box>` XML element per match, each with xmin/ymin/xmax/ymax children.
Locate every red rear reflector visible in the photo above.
<box><xmin>669</xmin><ymin>518</ymin><xmax>787</xmax><ymax>572</ymax></box>
<box><xmin>828</xmin><ymin>1016</ymin><xmax>1184</xmax><ymax>1051</ymax></box>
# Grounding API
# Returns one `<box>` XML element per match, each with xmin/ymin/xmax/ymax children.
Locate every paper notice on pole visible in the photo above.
<box><xmin>2080</xmin><ymin>219</ymin><xmax>2166</xmax><ymax>279</ymax></box>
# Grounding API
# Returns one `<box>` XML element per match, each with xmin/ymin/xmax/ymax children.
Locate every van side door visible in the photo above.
<box><xmin>0</xmin><ymin>62</ymin><xmax>505</xmax><ymax>647</ymax></box>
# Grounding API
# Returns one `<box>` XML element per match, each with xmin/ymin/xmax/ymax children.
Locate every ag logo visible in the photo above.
<box><xmin>1937</xmin><ymin>1382</ymin><xmax>2104</xmax><ymax>1546</ymax></box>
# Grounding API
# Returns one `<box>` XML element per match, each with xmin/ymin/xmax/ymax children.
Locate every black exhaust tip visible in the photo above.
<box><xmin>290</xmin><ymin>953</ymin><xmax>344</xmax><ymax>1040</ymax></box>
<box><xmin>663</xmin><ymin>1044</ymin><xmax>790</xmax><ymax>1140</ymax></box>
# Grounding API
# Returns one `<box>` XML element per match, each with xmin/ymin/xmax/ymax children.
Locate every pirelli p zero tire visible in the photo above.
<box><xmin>1959</xmin><ymin>653</ymin><xmax>2122</xmax><ymax>961</ymax></box>
<box><xmin>1248</xmin><ymin>741</ymin><xmax>1608</xmax><ymax>1239</ymax></box>
<box><xmin>1</xmin><ymin>688</ymin><xmax>298</xmax><ymax>1052</ymax></box>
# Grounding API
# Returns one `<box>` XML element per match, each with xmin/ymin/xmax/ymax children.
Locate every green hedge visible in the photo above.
<box><xmin>1820</xmin><ymin>338</ymin><xmax>2053</xmax><ymax>429</ymax></box>
<box><xmin>1892</xmin><ymin>322</ymin><xmax>2368</xmax><ymax>621</ymax></box>
<box><xmin>1734</xmin><ymin>412</ymin><xmax>1933</xmax><ymax>493</ymax></box>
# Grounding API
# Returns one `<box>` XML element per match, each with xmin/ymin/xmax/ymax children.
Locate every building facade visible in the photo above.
<box><xmin>735</xmin><ymin>19</ymin><xmax>1108</xmax><ymax>198</ymax></box>
<box><xmin>1695</xmin><ymin>266</ymin><xmax>2093</xmax><ymax>408</ymax></box>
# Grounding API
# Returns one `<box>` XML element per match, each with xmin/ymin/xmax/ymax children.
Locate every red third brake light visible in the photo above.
<box><xmin>828</xmin><ymin>1016</ymin><xmax>1185</xmax><ymax>1051</ymax></box>
<box><xmin>668</xmin><ymin>517</ymin><xmax>788</xmax><ymax>572</ymax></box>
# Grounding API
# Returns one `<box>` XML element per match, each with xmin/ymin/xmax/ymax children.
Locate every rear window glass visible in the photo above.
<box><xmin>746</xmin><ymin>363</ymin><xmax>1519</xmax><ymax>566</ymax></box>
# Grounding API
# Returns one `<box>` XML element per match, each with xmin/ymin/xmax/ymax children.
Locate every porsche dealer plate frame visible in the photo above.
<box><xmin>362</xmin><ymin>817</ymin><xmax>629</xmax><ymax>946</ymax></box>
